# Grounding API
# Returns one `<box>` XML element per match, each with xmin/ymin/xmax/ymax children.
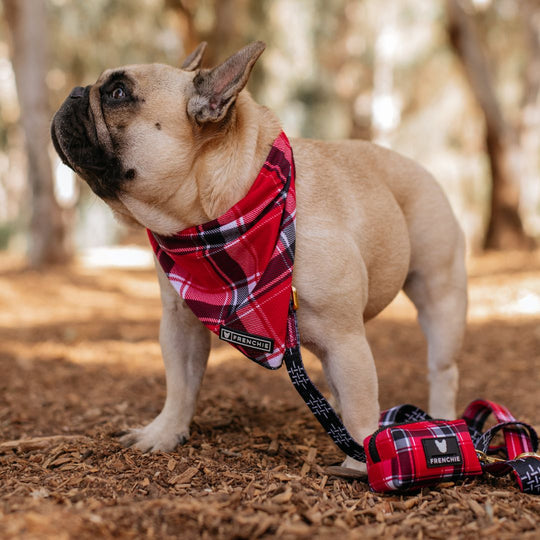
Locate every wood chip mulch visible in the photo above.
<box><xmin>1</xmin><ymin>250</ymin><xmax>539</xmax><ymax>538</ymax></box>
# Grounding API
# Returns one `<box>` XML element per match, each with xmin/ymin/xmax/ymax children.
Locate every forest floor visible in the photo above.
<box><xmin>0</xmin><ymin>247</ymin><xmax>539</xmax><ymax>539</ymax></box>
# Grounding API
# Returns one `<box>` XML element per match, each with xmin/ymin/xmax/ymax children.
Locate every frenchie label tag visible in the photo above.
<box><xmin>219</xmin><ymin>326</ymin><xmax>274</xmax><ymax>353</ymax></box>
<box><xmin>422</xmin><ymin>436</ymin><xmax>463</xmax><ymax>468</ymax></box>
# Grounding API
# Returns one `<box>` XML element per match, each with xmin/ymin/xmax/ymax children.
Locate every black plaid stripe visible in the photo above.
<box><xmin>263</xmin><ymin>147</ymin><xmax>292</xmax><ymax>184</ymax></box>
<box><xmin>390</xmin><ymin>428</ymin><xmax>417</xmax><ymax>488</ymax></box>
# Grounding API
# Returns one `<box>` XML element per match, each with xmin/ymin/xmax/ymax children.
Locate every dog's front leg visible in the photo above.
<box><xmin>120</xmin><ymin>261</ymin><xmax>210</xmax><ymax>452</ymax></box>
<box><xmin>319</xmin><ymin>330</ymin><xmax>380</xmax><ymax>473</ymax></box>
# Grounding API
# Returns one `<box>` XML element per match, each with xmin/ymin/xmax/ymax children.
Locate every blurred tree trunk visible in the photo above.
<box><xmin>202</xmin><ymin>0</ymin><xmax>249</xmax><ymax>66</ymax></box>
<box><xmin>166</xmin><ymin>0</ymin><xmax>248</xmax><ymax>68</ymax></box>
<box><xmin>518</xmin><ymin>0</ymin><xmax>540</xmax><ymax>237</ymax></box>
<box><xmin>165</xmin><ymin>0</ymin><xmax>200</xmax><ymax>62</ymax></box>
<box><xmin>3</xmin><ymin>0</ymin><xmax>71</xmax><ymax>266</ymax></box>
<box><xmin>446</xmin><ymin>0</ymin><xmax>533</xmax><ymax>250</ymax></box>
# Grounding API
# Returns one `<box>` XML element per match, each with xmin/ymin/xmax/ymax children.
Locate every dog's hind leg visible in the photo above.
<box><xmin>403</xmin><ymin>229</ymin><xmax>467</xmax><ymax>420</ymax></box>
<box><xmin>120</xmin><ymin>260</ymin><xmax>211</xmax><ymax>452</ymax></box>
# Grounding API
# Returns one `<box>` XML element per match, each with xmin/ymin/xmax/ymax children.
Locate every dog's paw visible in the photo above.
<box><xmin>325</xmin><ymin>456</ymin><xmax>368</xmax><ymax>479</ymax></box>
<box><xmin>341</xmin><ymin>456</ymin><xmax>368</xmax><ymax>475</ymax></box>
<box><xmin>117</xmin><ymin>415</ymin><xmax>189</xmax><ymax>452</ymax></box>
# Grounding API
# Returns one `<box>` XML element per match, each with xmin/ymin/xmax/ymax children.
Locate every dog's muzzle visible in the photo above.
<box><xmin>51</xmin><ymin>85</ymin><xmax>123</xmax><ymax>200</ymax></box>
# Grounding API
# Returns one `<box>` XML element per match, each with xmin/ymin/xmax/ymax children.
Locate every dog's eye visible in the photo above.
<box><xmin>110</xmin><ymin>85</ymin><xmax>126</xmax><ymax>100</ymax></box>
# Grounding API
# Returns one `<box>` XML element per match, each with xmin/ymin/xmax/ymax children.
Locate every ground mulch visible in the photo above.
<box><xmin>0</xmin><ymin>247</ymin><xmax>539</xmax><ymax>539</ymax></box>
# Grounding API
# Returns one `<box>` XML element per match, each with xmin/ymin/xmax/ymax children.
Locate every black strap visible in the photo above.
<box><xmin>283</xmin><ymin>308</ymin><xmax>437</xmax><ymax>464</ymax></box>
<box><xmin>379</xmin><ymin>404</ymin><xmax>432</xmax><ymax>426</ymax></box>
<box><xmin>507</xmin><ymin>457</ymin><xmax>540</xmax><ymax>494</ymax></box>
<box><xmin>476</xmin><ymin>421</ymin><xmax>539</xmax><ymax>455</ymax></box>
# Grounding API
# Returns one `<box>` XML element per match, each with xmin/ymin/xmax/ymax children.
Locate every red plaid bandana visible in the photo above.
<box><xmin>148</xmin><ymin>132</ymin><xmax>296</xmax><ymax>369</ymax></box>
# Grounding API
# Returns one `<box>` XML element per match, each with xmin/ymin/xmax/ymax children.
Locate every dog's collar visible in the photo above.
<box><xmin>148</xmin><ymin>131</ymin><xmax>296</xmax><ymax>369</ymax></box>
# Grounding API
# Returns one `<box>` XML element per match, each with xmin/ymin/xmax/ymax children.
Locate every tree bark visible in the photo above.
<box><xmin>3</xmin><ymin>0</ymin><xmax>71</xmax><ymax>266</ymax></box>
<box><xmin>446</xmin><ymin>0</ymin><xmax>533</xmax><ymax>250</ymax></box>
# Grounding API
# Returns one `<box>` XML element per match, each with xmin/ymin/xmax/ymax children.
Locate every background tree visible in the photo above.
<box><xmin>2</xmin><ymin>0</ymin><xmax>71</xmax><ymax>266</ymax></box>
<box><xmin>0</xmin><ymin>0</ymin><xmax>538</xmax><ymax>258</ymax></box>
<box><xmin>446</xmin><ymin>0</ymin><xmax>534</xmax><ymax>250</ymax></box>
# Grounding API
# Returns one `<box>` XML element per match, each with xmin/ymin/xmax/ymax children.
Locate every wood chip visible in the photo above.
<box><xmin>175</xmin><ymin>466</ymin><xmax>199</xmax><ymax>485</ymax></box>
<box><xmin>271</xmin><ymin>489</ymin><xmax>293</xmax><ymax>504</ymax></box>
<box><xmin>0</xmin><ymin>435</ymin><xmax>91</xmax><ymax>453</ymax></box>
<box><xmin>325</xmin><ymin>465</ymin><xmax>368</xmax><ymax>479</ymax></box>
<box><xmin>468</xmin><ymin>499</ymin><xmax>485</xmax><ymax>518</ymax></box>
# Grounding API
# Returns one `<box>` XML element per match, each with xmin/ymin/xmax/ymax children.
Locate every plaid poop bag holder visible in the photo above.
<box><xmin>363</xmin><ymin>402</ymin><xmax>539</xmax><ymax>493</ymax></box>
<box><xmin>364</xmin><ymin>414</ymin><xmax>483</xmax><ymax>492</ymax></box>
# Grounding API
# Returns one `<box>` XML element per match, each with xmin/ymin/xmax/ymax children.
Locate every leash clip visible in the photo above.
<box><xmin>514</xmin><ymin>452</ymin><xmax>540</xmax><ymax>461</ymax></box>
<box><xmin>476</xmin><ymin>449</ymin><xmax>540</xmax><ymax>464</ymax></box>
<box><xmin>475</xmin><ymin>450</ymin><xmax>505</xmax><ymax>464</ymax></box>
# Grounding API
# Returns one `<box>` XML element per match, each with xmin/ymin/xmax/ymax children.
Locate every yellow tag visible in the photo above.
<box><xmin>292</xmin><ymin>286</ymin><xmax>299</xmax><ymax>311</ymax></box>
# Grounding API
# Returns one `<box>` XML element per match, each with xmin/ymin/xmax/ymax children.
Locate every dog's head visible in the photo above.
<box><xmin>51</xmin><ymin>41</ymin><xmax>265</xmax><ymax>229</ymax></box>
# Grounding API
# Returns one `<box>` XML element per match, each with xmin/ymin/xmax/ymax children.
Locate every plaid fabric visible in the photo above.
<box><xmin>364</xmin><ymin>419</ymin><xmax>482</xmax><ymax>492</ymax></box>
<box><xmin>148</xmin><ymin>132</ymin><xmax>296</xmax><ymax>369</ymax></box>
<box><xmin>462</xmin><ymin>399</ymin><xmax>534</xmax><ymax>458</ymax></box>
<box><xmin>472</xmin><ymin>416</ymin><xmax>540</xmax><ymax>495</ymax></box>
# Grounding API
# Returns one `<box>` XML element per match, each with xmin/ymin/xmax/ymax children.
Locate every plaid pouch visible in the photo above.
<box><xmin>364</xmin><ymin>419</ymin><xmax>483</xmax><ymax>492</ymax></box>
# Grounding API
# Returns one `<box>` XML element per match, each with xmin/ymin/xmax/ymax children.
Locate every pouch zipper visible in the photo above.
<box><xmin>368</xmin><ymin>419</ymin><xmax>450</xmax><ymax>463</ymax></box>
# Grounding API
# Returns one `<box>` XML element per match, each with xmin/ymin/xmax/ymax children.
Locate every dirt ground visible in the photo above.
<box><xmin>0</xmin><ymin>246</ymin><xmax>539</xmax><ymax>539</ymax></box>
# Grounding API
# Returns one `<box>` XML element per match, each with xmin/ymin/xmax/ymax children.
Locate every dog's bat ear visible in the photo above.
<box><xmin>187</xmin><ymin>41</ymin><xmax>266</xmax><ymax>124</ymax></box>
<box><xmin>181</xmin><ymin>42</ymin><xmax>208</xmax><ymax>71</ymax></box>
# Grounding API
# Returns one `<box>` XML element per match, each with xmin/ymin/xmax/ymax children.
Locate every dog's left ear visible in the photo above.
<box><xmin>187</xmin><ymin>41</ymin><xmax>266</xmax><ymax>124</ymax></box>
<box><xmin>181</xmin><ymin>42</ymin><xmax>207</xmax><ymax>71</ymax></box>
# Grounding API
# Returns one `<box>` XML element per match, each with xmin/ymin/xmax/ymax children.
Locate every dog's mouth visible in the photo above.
<box><xmin>51</xmin><ymin>86</ymin><xmax>125</xmax><ymax>200</ymax></box>
<box><xmin>50</xmin><ymin>123</ymin><xmax>68</xmax><ymax>166</ymax></box>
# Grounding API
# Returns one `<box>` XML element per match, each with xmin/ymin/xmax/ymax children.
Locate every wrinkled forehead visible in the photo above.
<box><xmin>96</xmin><ymin>64</ymin><xmax>193</xmax><ymax>91</ymax></box>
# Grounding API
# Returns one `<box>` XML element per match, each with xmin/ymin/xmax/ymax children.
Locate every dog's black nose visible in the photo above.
<box><xmin>69</xmin><ymin>86</ymin><xmax>86</xmax><ymax>99</ymax></box>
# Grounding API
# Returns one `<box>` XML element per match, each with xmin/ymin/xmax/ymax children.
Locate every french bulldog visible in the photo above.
<box><xmin>51</xmin><ymin>42</ymin><xmax>467</xmax><ymax>472</ymax></box>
